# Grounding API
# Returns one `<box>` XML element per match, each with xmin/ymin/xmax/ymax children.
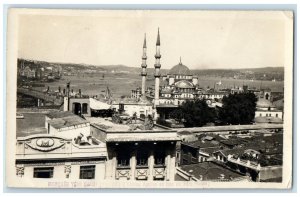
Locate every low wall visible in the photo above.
<box><xmin>259</xmin><ymin>165</ymin><xmax>282</xmax><ymax>181</ymax></box>
<box><xmin>176</xmin><ymin>167</ymin><xmax>198</xmax><ymax>181</ymax></box>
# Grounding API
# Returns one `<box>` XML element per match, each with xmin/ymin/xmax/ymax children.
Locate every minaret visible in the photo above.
<box><xmin>141</xmin><ymin>34</ymin><xmax>147</xmax><ymax>99</ymax></box>
<box><xmin>154</xmin><ymin>28</ymin><xmax>161</xmax><ymax>108</ymax></box>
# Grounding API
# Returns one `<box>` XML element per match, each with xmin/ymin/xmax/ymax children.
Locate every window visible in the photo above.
<box><xmin>259</xmin><ymin>113</ymin><xmax>262</xmax><ymax>117</ymax></box>
<box><xmin>80</xmin><ymin>165</ymin><xmax>95</xmax><ymax>179</ymax></box>
<box><xmin>82</xmin><ymin>103</ymin><xmax>88</xmax><ymax>114</ymax></box>
<box><xmin>276</xmin><ymin>114</ymin><xmax>278</xmax><ymax>118</ymax></box>
<box><xmin>117</xmin><ymin>152</ymin><xmax>131</xmax><ymax>167</ymax></box>
<box><xmin>33</xmin><ymin>167</ymin><xmax>54</xmax><ymax>178</ymax></box>
<box><xmin>155</xmin><ymin>151</ymin><xmax>165</xmax><ymax>166</ymax></box>
<box><xmin>137</xmin><ymin>151</ymin><xmax>148</xmax><ymax>166</ymax></box>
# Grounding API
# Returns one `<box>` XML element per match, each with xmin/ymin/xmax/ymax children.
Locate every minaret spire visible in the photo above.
<box><xmin>156</xmin><ymin>28</ymin><xmax>160</xmax><ymax>46</ymax></box>
<box><xmin>154</xmin><ymin>28</ymin><xmax>161</xmax><ymax>111</ymax></box>
<box><xmin>143</xmin><ymin>33</ymin><xmax>147</xmax><ymax>48</ymax></box>
<box><xmin>179</xmin><ymin>56</ymin><xmax>182</xmax><ymax>65</ymax></box>
<box><xmin>141</xmin><ymin>33</ymin><xmax>147</xmax><ymax>99</ymax></box>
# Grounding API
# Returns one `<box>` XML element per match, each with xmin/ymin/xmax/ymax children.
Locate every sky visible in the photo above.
<box><xmin>18</xmin><ymin>10</ymin><xmax>292</xmax><ymax>69</ymax></box>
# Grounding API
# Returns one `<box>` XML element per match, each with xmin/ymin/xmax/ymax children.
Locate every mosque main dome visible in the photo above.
<box><xmin>168</xmin><ymin>60</ymin><xmax>191</xmax><ymax>76</ymax></box>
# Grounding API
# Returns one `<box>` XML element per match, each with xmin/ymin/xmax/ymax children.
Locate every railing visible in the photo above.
<box><xmin>228</xmin><ymin>156</ymin><xmax>261</xmax><ymax>170</ymax></box>
<box><xmin>116</xmin><ymin>166</ymin><xmax>131</xmax><ymax>180</ymax></box>
<box><xmin>135</xmin><ymin>166</ymin><xmax>149</xmax><ymax>180</ymax></box>
<box><xmin>114</xmin><ymin>165</ymin><xmax>169</xmax><ymax>180</ymax></box>
<box><xmin>153</xmin><ymin>165</ymin><xmax>166</xmax><ymax>179</ymax></box>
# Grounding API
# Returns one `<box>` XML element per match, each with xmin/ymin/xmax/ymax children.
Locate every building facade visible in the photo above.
<box><xmin>16</xmin><ymin>110</ymin><xmax>180</xmax><ymax>182</ymax></box>
<box><xmin>15</xmin><ymin>134</ymin><xmax>107</xmax><ymax>180</ymax></box>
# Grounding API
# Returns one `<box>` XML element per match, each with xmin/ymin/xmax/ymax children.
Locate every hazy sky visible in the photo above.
<box><xmin>18</xmin><ymin>10</ymin><xmax>291</xmax><ymax>69</ymax></box>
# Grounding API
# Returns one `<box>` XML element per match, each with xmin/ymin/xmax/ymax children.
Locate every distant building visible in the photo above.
<box><xmin>111</xmin><ymin>99</ymin><xmax>154</xmax><ymax>119</ymax></box>
<box><xmin>254</xmin><ymin>98</ymin><xmax>283</xmax><ymax>124</ymax></box>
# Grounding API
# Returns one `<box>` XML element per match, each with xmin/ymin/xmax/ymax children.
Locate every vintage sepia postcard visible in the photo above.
<box><xmin>6</xmin><ymin>9</ymin><xmax>294</xmax><ymax>189</ymax></box>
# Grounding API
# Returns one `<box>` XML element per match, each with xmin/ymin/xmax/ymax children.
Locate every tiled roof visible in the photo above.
<box><xmin>182</xmin><ymin>139</ymin><xmax>220</xmax><ymax>149</ymax></box>
<box><xmin>180</xmin><ymin>162</ymin><xmax>244</xmax><ymax>181</ymax></box>
<box><xmin>217</xmin><ymin>148</ymin><xmax>246</xmax><ymax>157</ymax></box>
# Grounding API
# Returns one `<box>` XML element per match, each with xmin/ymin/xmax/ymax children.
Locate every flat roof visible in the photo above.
<box><xmin>46</xmin><ymin>111</ymin><xmax>75</xmax><ymax>119</ymax></box>
<box><xmin>48</xmin><ymin>116</ymin><xmax>89</xmax><ymax>129</ymax></box>
<box><xmin>106</xmin><ymin>136</ymin><xmax>180</xmax><ymax>142</ymax></box>
<box><xmin>87</xmin><ymin>117</ymin><xmax>171</xmax><ymax>132</ymax></box>
<box><xmin>177</xmin><ymin>124</ymin><xmax>283</xmax><ymax>133</ymax></box>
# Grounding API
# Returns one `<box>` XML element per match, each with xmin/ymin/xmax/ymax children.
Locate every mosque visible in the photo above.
<box><xmin>130</xmin><ymin>28</ymin><xmax>227</xmax><ymax>120</ymax></box>
<box><xmin>160</xmin><ymin>58</ymin><xmax>199</xmax><ymax>106</ymax></box>
<box><xmin>136</xmin><ymin>29</ymin><xmax>200</xmax><ymax>107</ymax></box>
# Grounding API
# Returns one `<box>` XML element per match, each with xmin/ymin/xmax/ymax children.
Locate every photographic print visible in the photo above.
<box><xmin>6</xmin><ymin>9</ymin><xmax>294</xmax><ymax>188</ymax></box>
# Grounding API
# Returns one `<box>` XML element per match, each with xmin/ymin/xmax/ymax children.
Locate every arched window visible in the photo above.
<box><xmin>276</xmin><ymin>114</ymin><xmax>278</xmax><ymax>118</ymax></box>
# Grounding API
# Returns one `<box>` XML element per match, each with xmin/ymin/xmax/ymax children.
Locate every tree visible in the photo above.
<box><xmin>219</xmin><ymin>92</ymin><xmax>257</xmax><ymax>125</ymax></box>
<box><xmin>179</xmin><ymin>99</ymin><xmax>216</xmax><ymax>127</ymax></box>
<box><xmin>169</xmin><ymin>108</ymin><xmax>184</xmax><ymax>123</ymax></box>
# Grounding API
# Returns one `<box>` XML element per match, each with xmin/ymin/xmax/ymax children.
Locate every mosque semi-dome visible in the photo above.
<box><xmin>174</xmin><ymin>80</ymin><xmax>194</xmax><ymax>89</ymax></box>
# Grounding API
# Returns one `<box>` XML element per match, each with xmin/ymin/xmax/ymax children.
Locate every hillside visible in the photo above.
<box><xmin>17</xmin><ymin>58</ymin><xmax>284</xmax><ymax>81</ymax></box>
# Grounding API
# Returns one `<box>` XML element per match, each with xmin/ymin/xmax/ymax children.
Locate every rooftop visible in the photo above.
<box><xmin>177</xmin><ymin>124</ymin><xmax>283</xmax><ymax>133</ymax></box>
<box><xmin>180</xmin><ymin>162</ymin><xmax>245</xmax><ymax>181</ymax></box>
<box><xmin>183</xmin><ymin>140</ymin><xmax>219</xmax><ymax>149</ymax></box>
<box><xmin>46</xmin><ymin>111</ymin><xmax>75</xmax><ymax>119</ymax></box>
<box><xmin>87</xmin><ymin>117</ymin><xmax>171</xmax><ymax>132</ymax></box>
<box><xmin>257</xmin><ymin>98</ymin><xmax>275</xmax><ymax>108</ymax></box>
<box><xmin>48</xmin><ymin>115</ymin><xmax>89</xmax><ymax>129</ymax></box>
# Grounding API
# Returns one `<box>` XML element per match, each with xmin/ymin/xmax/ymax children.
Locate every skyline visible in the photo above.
<box><xmin>18</xmin><ymin>10</ymin><xmax>291</xmax><ymax>69</ymax></box>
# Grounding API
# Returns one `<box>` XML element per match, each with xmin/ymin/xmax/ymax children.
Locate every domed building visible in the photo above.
<box><xmin>159</xmin><ymin>58</ymin><xmax>199</xmax><ymax>106</ymax></box>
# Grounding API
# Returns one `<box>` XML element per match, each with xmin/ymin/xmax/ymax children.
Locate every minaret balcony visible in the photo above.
<box><xmin>155</xmin><ymin>54</ymin><xmax>161</xmax><ymax>59</ymax></box>
<box><xmin>141</xmin><ymin>71</ymin><xmax>147</xmax><ymax>76</ymax></box>
<box><xmin>142</xmin><ymin>55</ymin><xmax>147</xmax><ymax>60</ymax></box>
<box><xmin>141</xmin><ymin>64</ymin><xmax>147</xmax><ymax>68</ymax></box>
<box><xmin>154</xmin><ymin>64</ymin><xmax>161</xmax><ymax>68</ymax></box>
<box><xmin>154</xmin><ymin>73</ymin><xmax>161</xmax><ymax>78</ymax></box>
